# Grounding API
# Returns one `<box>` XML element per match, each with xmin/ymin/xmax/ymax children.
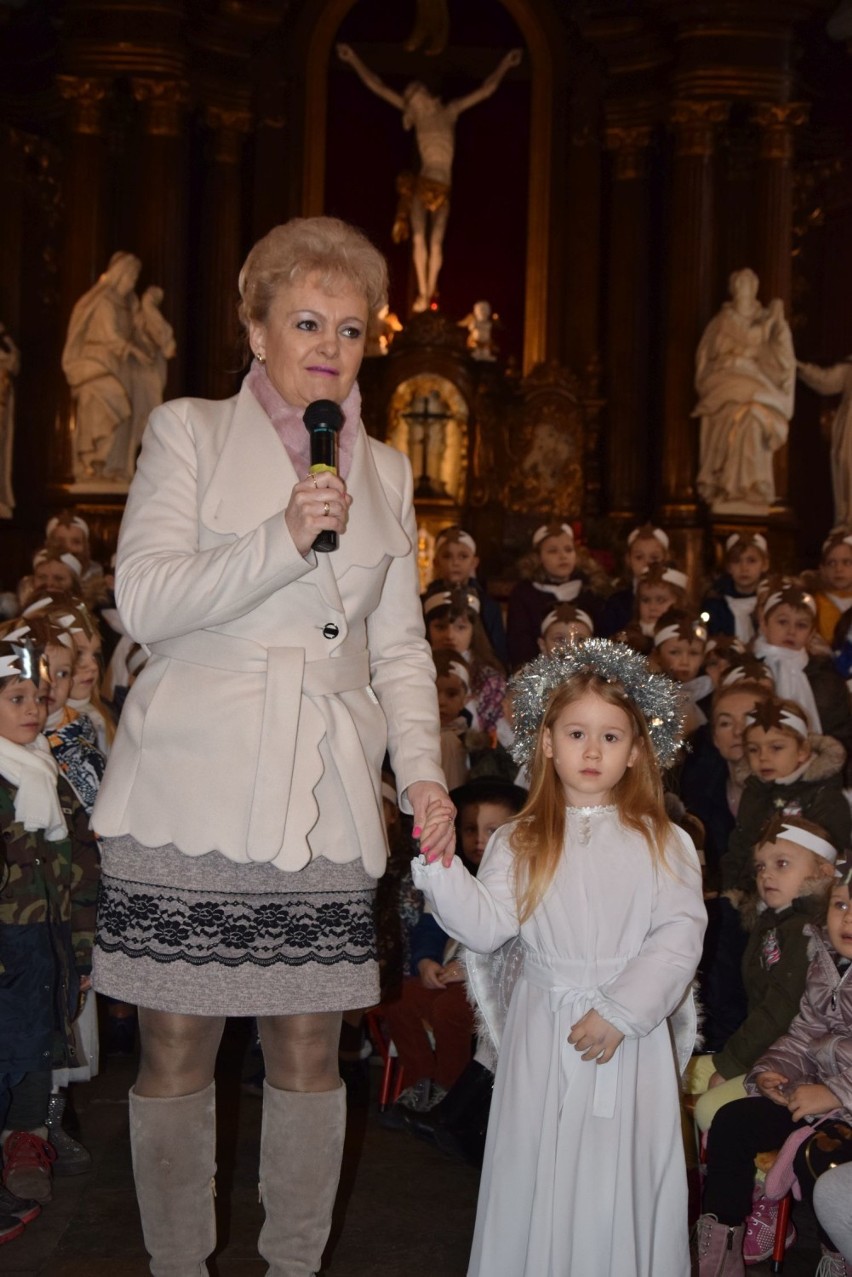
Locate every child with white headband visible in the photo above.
<box><xmin>696</xmin><ymin>865</ymin><xmax>852</xmax><ymax>1276</ymax></box>
<box><xmin>44</xmin><ymin>512</ymin><xmax>104</xmax><ymax>589</ymax></box>
<box><xmin>600</xmin><ymin>522</ymin><xmax>670</xmax><ymax>637</ymax></box>
<box><xmin>506</xmin><ymin>521</ymin><xmax>603</xmax><ymax>669</ymax></box>
<box><xmin>752</xmin><ymin>574</ymin><xmax>852</xmax><ymax>774</ymax></box>
<box><xmin>537</xmin><ymin>602</ymin><xmax>593</xmax><ymax>656</ymax></box>
<box><xmin>701</xmin><ymin>532</ymin><xmax>769</xmax><ymax>644</ymax></box>
<box><xmin>814</xmin><ymin>527</ymin><xmax>852</xmax><ymax>646</ymax></box>
<box><xmin>423</xmin><ymin>584</ymin><xmax>506</xmax><ymax>739</ymax></box>
<box><xmin>429</xmin><ymin>527</ymin><xmax>508</xmax><ymax>666</ymax></box>
<box><xmin>685</xmin><ymin>814</ymin><xmax>839</xmax><ymax>1191</ymax></box>
<box><xmin>722</xmin><ymin>696</ymin><xmax>851</xmax><ymax>895</ymax></box>
<box><xmin>432</xmin><ymin>648</ymin><xmax>472</xmax><ymax>791</ymax></box>
<box><xmin>652</xmin><ymin>609</ymin><xmax>712</xmax><ymax>732</ymax></box>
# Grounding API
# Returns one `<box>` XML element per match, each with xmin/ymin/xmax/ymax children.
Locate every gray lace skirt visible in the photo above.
<box><xmin>93</xmin><ymin>835</ymin><xmax>379</xmax><ymax>1017</ymax></box>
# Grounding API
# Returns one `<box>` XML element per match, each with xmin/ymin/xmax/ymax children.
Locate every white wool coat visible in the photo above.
<box><xmin>92</xmin><ymin>381</ymin><xmax>445</xmax><ymax>874</ymax></box>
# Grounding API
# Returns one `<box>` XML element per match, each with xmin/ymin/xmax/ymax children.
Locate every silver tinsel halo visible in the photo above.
<box><xmin>508</xmin><ymin>638</ymin><xmax>686</xmax><ymax>769</ymax></box>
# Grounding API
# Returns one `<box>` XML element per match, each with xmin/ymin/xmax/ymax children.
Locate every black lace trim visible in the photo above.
<box><xmin>94</xmin><ymin>875</ymin><xmax>377</xmax><ymax>969</ymax></box>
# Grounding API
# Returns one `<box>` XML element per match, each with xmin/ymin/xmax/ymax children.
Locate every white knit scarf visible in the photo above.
<box><xmin>0</xmin><ymin>733</ymin><xmax>66</xmax><ymax>840</ymax></box>
<box><xmin>724</xmin><ymin>594</ymin><xmax>757</xmax><ymax>644</ymax></box>
<box><xmin>533</xmin><ymin>578</ymin><xmax>582</xmax><ymax>603</ymax></box>
<box><xmin>752</xmin><ymin>636</ymin><xmax>822</xmax><ymax>732</ymax></box>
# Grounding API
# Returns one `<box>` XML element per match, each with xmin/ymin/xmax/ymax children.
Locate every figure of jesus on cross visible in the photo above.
<box><xmin>337</xmin><ymin>43</ymin><xmax>522</xmax><ymax>312</ymax></box>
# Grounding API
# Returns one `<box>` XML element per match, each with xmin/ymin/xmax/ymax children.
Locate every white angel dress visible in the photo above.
<box><xmin>412</xmin><ymin>805</ymin><xmax>706</xmax><ymax>1277</ymax></box>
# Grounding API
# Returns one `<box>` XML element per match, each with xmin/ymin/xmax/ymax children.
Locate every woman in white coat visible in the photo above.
<box><xmin>91</xmin><ymin>217</ymin><xmax>454</xmax><ymax>1277</ymax></box>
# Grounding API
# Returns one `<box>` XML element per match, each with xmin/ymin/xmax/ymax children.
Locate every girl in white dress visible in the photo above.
<box><xmin>413</xmin><ymin>641</ymin><xmax>707</xmax><ymax>1277</ymax></box>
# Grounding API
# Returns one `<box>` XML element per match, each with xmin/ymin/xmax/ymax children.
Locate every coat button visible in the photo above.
<box><xmin>322</xmin><ymin>623</ymin><xmax>339</xmax><ymax>639</ymax></box>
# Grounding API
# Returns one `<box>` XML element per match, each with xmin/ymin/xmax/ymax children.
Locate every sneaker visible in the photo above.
<box><xmin>743</xmin><ymin>1194</ymin><xmax>796</xmax><ymax>1265</ymax></box>
<box><xmin>2</xmin><ymin>1132</ymin><xmax>56</xmax><ymax>1203</ymax></box>
<box><xmin>0</xmin><ymin>1213</ymin><xmax>24</xmax><ymax>1246</ymax></box>
<box><xmin>0</xmin><ymin>1184</ymin><xmax>40</xmax><ymax>1226</ymax></box>
<box><xmin>816</xmin><ymin>1244</ymin><xmax>852</xmax><ymax>1277</ymax></box>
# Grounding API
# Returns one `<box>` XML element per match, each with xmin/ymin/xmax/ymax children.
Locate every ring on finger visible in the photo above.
<box><xmin>323</xmin><ymin>500</ymin><xmax>330</xmax><ymax>516</ymax></box>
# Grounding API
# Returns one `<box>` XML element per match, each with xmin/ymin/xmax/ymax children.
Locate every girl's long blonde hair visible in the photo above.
<box><xmin>510</xmin><ymin>670</ymin><xmax>676</xmax><ymax>922</ymax></box>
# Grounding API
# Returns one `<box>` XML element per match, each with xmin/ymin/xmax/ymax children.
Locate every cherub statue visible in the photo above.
<box><xmin>459</xmin><ymin>300</ymin><xmax>498</xmax><ymax>361</ymax></box>
<box><xmin>366</xmin><ymin>304</ymin><xmax>404</xmax><ymax>357</ymax></box>
<box><xmin>337</xmin><ymin>43</ymin><xmax>522</xmax><ymax>313</ymax></box>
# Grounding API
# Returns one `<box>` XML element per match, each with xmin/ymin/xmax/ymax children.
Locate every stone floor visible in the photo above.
<box><xmin>2</xmin><ymin>1019</ymin><xmax>826</xmax><ymax>1276</ymax></box>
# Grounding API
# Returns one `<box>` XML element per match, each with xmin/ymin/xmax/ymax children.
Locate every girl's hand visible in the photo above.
<box><xmin>407</xmin><ymin>781</ymin><xmax>456</xmax><ymax>866</ymax></box>
<box><xmin>786</xmin><ymin>1083</ymin><xmax>840</xmax><ymax>1122</ymax></box>
<box><xmin>285</xmin><ymin>473</ymin><xmax>351</xmax><ymax>557</ymax></box>
<box><xmin>568</xmin><ymin>1009</ymin><xmax>624</xmax><ymax>1064</ymax></box>
<box><xmin>438</xmin><ymin>959</ymin><xmax>465</xmax><ymax>985</ymax></box>
<box><xmin>417</xmin><ymin>958</ymin><xmax>446</xmax><ymax>990</ymax></box>
<box><xmin>755</xmin><ymin>1070</ymin><xmax>790</xmax><ymax>1105</ymax></box>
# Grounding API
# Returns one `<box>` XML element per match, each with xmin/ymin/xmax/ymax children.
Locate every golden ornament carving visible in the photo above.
<box><xmin>670</xmin><ymin>100</ymin><xmax>729</xmax><ymax>157</ymax></box>
<box><xmin>132</xmin><ymin>79</ymin><xmax>190</xmax><ymax>138</ymax></box>
<box><xmin>57</xmin><ymin>76</ymin><xmax>110</xmax><ymax>136</ymax></box>
<box><xmin>205</xmin><ymin>104</ymin><xmax>252</xmax><ymax>163</ymax></box>
<box><xmin>751</xmin><ymin>102</ymin><xmax>810</xmax><ymax>161</ymax></box>
<box><xmin>604</xmin><ymin>126</ymin><xmax>652</xmax><ymax>181</ymax></box>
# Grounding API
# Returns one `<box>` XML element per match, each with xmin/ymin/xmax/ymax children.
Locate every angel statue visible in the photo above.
<box><xmin>338</xmin><ymin>43</ymin><xmax>522</xmax><ymax>313</ymax></box>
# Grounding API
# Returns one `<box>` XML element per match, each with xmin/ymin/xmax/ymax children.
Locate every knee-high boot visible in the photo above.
<box><xmin>128</xmin><ymin>1084</ymin><xmax>217</xmax><ymax>1277</ymax></box>
<box><xmin>258</xmin><ymin>1080</ymin><xmax>346</xmax><ymax>1277</ymax></box>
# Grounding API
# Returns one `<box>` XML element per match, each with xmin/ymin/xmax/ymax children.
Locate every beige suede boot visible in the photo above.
<box><xmin>129</xmin><ymin>1083</ymin><xmax>217</xmax><ymax>1277</ymax></box>
<box><xmin>258</xmin><ymin>1080</ymin><xmax>346</xmax><ymax>1277</ymax></box>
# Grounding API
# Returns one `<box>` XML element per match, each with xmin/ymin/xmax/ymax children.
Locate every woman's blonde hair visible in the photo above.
<box><xmin>510</xmin><ymin>670</ymin><xmax>676</xmax><ymax>922</ymax></box>
<box><xmin>238</xmin><ymin>216</ymin><xmax>389</xmax><ymax>328</ymax></box>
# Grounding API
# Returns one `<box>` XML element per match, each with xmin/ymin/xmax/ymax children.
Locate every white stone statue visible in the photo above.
<box><xmin>694</xmin><ymin>268</ymin><xmax>795</xmax><ymax>513</ymax></box>
<box><xmin>798</xmin><ymin>356</ymin><xmax>852</xmax><ymax>525</ymax></box>
<box><xmin>459</xmin><ymin>299</ymin><xmax>497</xmax><ymax>360</ymax></box>
<box><xmin>0</xmin><ymin>324</ymin><xmax>19</xmax><ymax>519</ymax></box>
<box><xmin>61</xmin><ymin>251</ymin><xmax>152</xmax><ymax>486</ymax></box>
<box><xmin>337</xmin><ymin>43</ymin><xmax>522</xmax><ymax>313</ymax></box>
<box><xmin>124</xmin><ymin>285</ymin><xmax>176</xmax><ymax>474</ymax></box>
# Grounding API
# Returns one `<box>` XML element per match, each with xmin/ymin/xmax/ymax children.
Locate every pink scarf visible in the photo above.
<box><xmin>245</xmin><ymin>359</ymin><xmax>360</xmax><ymax>480</ymax></box>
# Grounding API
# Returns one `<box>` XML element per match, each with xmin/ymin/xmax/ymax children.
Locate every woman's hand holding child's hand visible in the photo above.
<box><xmin>408</xmin><ymin>782</ymin><xmax>456</xmax><ymax>866</ymax></box>
<box><xmin>755</xmin><ymin>1071</ymin><xmax>790</xmax><ymax>1105</ymax></box>
<box><xmin>785</xmin><ymin>1083</ymin><xmax>840</xmax><ymax>1122</ymax></box>
<box><xmin>418</xmin><ymin>959</ymin><xmax>448</xmax><ymax>990</ymax></box>
<box><xmin>568</xmin><ymin>1009</ymin><xmax>624</xmax><ymax>1065</ymax></box>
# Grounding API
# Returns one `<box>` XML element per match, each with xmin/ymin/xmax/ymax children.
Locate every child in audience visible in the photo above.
<box><xmin>424</xmin><ymin>585</ymin><xmax>506</xmax><ymax>735</ymax></box>
<box><xmin>413</xmin><ymin>642</ymin><xmax>705</xmax><ymax>1276</ymax></box>
<box><xmin>506</xmin><ymin>522</ymin><xmax>603</xmax><ymax>668</ymax></box>
<box><xmin>752</xmin><ymin>575</ymin><xmax>852</xmax><ymax>769</ymax></box>
<box><xmin>600</xmin><ymin>523</ymin><xmax>669</xmax><ymax>636</ymax></box>
<box><xmin>433</xmin><ymin>648</ymin><xmax>471</xmax><ymax>791</ymax></box>
<box><xmin>696</xmin><ymin>871</ymin><xmax>852</xmax><ymax>1276</ymax></box>
<box><xmin>537</xmin><ymin>603</ymin><xmax>593</xmax><ymax>656</ymax></box>
<box><xmin>430</xmin><ymin>527</ymin><xmax>507</xmax><ymax>665</ymax></box>
<box><xmin>702</xmin><ymin>533</ymin><xmax>769</xmax><ymax>642</ymax></box>
<box><xmin>0</xmin><ymin>633</ymin><xmax>99</xmax><ymax>1212</ymax></box>
<box><xmin>813</xmin><ymin>528</ymin><xmax>852</xmax><ymax>647</ymax></box>
<box><xmin>24</xmin><ymin>554</ymin><xmax>83</xmax><ymax>605</ymax></box>
<box><xmin>722</xmin><ymin>697</ymin><xmax>851</xmax><ymax>894</ymax></box>
<box><xmin>45</xmin><ymin>513</ymin><xmax>103</xmax><ymax>589</ymax></box>
<box><xmin>686</xmin><ymin>815</ymin><xmax>838</xmax><ymax>1137</ymax></box>
<box><xmin>652</xmin><ymin>609</ymin><xmax>712</xmax><ymax>729</ymax></box>
<box><xmin>703</xmin><ymin>634</ymin><xmax>747</xmax><ymax>689</ymax></box>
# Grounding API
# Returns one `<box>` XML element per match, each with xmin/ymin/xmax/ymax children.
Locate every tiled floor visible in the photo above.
<box><xmin>2</xmin><ymin>1020</ymin><xmax>826</xmax><ymax>1275</ymax></box>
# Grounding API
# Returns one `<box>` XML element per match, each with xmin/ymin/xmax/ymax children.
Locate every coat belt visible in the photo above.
<box><xmin>149</xmin><ymin>633</ymin><xmax>377</xmax><ymax>865</ymax></box>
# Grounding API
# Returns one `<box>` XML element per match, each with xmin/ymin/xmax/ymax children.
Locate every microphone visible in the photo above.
<box><xmin>303</xmin><ymin>399</ymin><xmax>344</xmax><ymax>553</ymax></box>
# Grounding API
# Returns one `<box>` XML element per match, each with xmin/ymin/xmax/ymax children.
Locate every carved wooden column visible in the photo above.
<box><xmin>55</xmin><ymin>76</ymin><xmax>112</xmax><ymax>484</ymax></box>
<box><xmin>562</xmin><ymin>58</ymin><xmax>604</xmax><ymax>377</ymax></box>
<box><xmin>132</xmin><ymin>78</ymin><xmax>190</xmax><ymax>394</ymax></box>
<box><xmin>660</xmin><ymin>100</ymin><xmax>728</xmax><ymax>549</ymax></box>
<box><xmin>604</xmin><ymin>124</ymin><xmax>653</xmax><ymax>524</ymax></box>
<box><xmin>199</xmin><ymin>105</ymin><xmax>251</xmax><ymax>400</ymax></box>
<box><xmin>751</xmin><ymin>102</ymin><xmax>809</xmax><ymax>310</ymax></box>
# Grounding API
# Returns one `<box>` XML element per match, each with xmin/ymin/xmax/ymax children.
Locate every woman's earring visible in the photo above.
<box><xmin>255</xmin><ymin>351</ymin><xmax>266</xmax><ymax>364</ymax></box>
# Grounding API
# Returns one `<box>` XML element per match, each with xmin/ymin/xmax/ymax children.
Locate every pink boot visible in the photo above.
<box><xmin>694</xmin><ymin>1214</ymin><xmax>746</xmax><ymax>1276</ymax></box>
<box><xmin>743</xmin><ymin>1191</ymin><xmax>796</xmax><ymax>1265</ymax></box>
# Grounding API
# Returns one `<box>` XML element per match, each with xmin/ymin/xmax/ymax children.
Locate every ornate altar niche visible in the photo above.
<box><xmin>359</xmin><ymin>310</ymin><xmax>604</xmax><ymax>588</ymax></box>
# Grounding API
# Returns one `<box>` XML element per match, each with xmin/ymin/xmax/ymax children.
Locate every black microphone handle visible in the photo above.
<box><xmin>310</xmin><ymin>433</ymin><xmax>338</xmax><ymax>554</ymax></box>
